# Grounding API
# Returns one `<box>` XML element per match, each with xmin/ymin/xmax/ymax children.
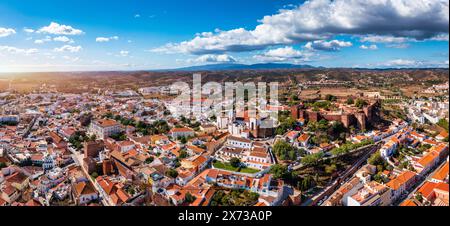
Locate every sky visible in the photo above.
<box><xmin>0</xmin><ymin>0</ymin><xmax>449</xmax><ymax>72</ymax></box>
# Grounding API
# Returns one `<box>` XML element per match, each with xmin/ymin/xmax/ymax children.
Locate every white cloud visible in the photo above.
<box><xmin>34</xmin><ymin>36</ymin><xmax>52</xmax><ymax>44</ymax></box>
<box><xmin>23</xmin><ymin>28</ymin><xmax>35</xmax><ymax>33</ymax></box>
<box><xmin>0</xmin><ymin>45</ymin><xmax>38</xmax><ymax>55</ymax></box>
<box><xmin>190</xmin><ymin>54</ymin><xmax>237</xmax><ymax>63</ymax></box>
<box><xmin>360</xmin><ymin>35</ymin><xmax>411</xmax><ymax>43</ymax></box>
<box><xmin>119</xmin><ymin>50</ymin><xmax>129</xmax><ymax>56</ymax></box>
<box><xmin>0</xmin><ymin>27</ymin><xmax>16</xmax><ymax>37</ymax></box>
<box><xmin>373</xmin><ymin>59</ymin><xmax>449</xmax><ymax>68</ymax></box>
<box><xmin>429</xmin><ymin>33</ymin><xmax>449</xmax><ymax>41</ymax></box>
<box><xmin>37</xmin><ymin>22</ymin><xmax>83</xmax><ymax>35</ymax></box>
<box><xmin>53</xmin><ymin>45</ymin><xmax>82</xmax><ymax>53</ymax></box>
<box><xmin>254</xmin><ymin>46</ymin><xmax>311</xmax><ymax>62</ymax></box>
<box><xmin>152</xmin><ymin>0</ymin><xmax>449</xmax><ymax>55</ymax></box>
<box><xmin>385</xmin><ymin>59</ymin><xmax>416</xmax><ymax>67</ymax></box>
<box><xmin>62</xmin><ymin>55</ymin><xmax>80</xmax><ymax>62</ymax></box>
<box><xmin>53</xmin><ymin>36</ymin><xmax>74</xmax><ymax>43</ymax></box>
<box><xmin>386</xmin><ymin>43</ymin><xmax>410</xmax><ymax>49</ymax></box>
<box><xmin>134</xmin><ymin>14</ymin><xmax>141</xmax><ymax>18</ymax></box>
<box><xmin>360</xmin><ymin>44</ymin><xmax>378</xmax><ymax>50</ymax></box>
<box><xmin>305</xmin><ymin>40</ymin><xmax>352</xmax><ymax>51</ymax></box>
<box><xmin>96</xmin><ymin>36</ymin><xmax>119</xmax><ymax>42</ymax></box>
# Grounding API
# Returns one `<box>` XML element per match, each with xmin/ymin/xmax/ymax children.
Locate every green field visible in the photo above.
<box><xmin>213</xmin><ymin>161</ymin><xmax>260</xmax><ymax>174</ymax></box>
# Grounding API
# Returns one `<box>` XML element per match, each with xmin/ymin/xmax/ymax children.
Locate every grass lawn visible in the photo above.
<box><xmin>213</xmin><ymin>161</ymin><xmax>260</xmax><ymax>174</ymax></box>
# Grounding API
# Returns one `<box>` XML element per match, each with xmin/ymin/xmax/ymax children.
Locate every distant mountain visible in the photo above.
<box><xmin>161</xmin><ymin>63</ymin><xmax>318</xmax><ymax>71</ymax></box>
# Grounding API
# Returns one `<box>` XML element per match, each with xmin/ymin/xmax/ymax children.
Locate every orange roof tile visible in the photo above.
<box><xmin>386</xmin><ymin>171</ymin><xmax>416</xmax><ymax>190</ymax></box>
<box><xmin>400</xmin><ymin>199</ymin><xmax>418</xmax><ymax>206</ymax></box>
<box><xmin>432</xmin><ymin>163</ymin><xmax>449</xmax><ymax>182</ymax></box>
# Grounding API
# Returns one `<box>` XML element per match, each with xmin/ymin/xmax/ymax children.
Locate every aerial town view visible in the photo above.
<box><xmin>0</xmin><ymin>0</ymin><xmax>449</xmax><ymax>209</ymax></box>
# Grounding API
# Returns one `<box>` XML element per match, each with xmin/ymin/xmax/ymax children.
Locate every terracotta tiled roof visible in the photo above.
<box><xmin>96</xmin><ymin>119</ymin><xmax>119</xmax><ymax>127</ymax></box>
<box><xmin>432</xmin><ymin>163</ymin><xmax>449</xmax><ymax>182</ymax></box>
<box><xmin>297</xmin><ymin>133</ymin><xmax>310</xmax><ymax>142</ymax></box>
<box><xmin>386</xmin><ymin>171</ymin><xmax>416</xmax><ymax>190</ymax></box>
<box><xmin>400</xmin><ymin>199</ymin><xmax>418</xmax><ymax>206</ymax></box>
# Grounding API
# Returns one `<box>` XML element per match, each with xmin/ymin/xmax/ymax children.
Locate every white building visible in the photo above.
<box><xmin>169</xmin><ymin>127</ymin><xmax>195</xmax><ymax>140</ymax></box>
<box><xmin>227</xmin><ymin>136</ymin><xmax>252</xmax><ymax>149</ymax></box>
<box><xmin>90</xmin><ymin>119</ymin><xmax>122</xmax><ymax>139</ymax></box>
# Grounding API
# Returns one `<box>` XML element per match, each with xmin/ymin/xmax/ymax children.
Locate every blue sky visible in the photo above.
<box><xmin>0</xmin><ymin>0</ymin><xmax>449</xmax><ymax>72</ymax></box>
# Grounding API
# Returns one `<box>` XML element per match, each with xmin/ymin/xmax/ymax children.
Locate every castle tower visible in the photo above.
<box><xmin>291</xmin><ymin>105</ymin><xmax>299</xmax><ymax>119</ymax></box>
<box><xmin>341</xmin><ymin>113</ymin><xmax>352</xmax><ymax>128</ymax></box>
<box><xmin>355</xmin><ymin>112</ymin><xmax>367</xmax><ymax>131</ymax></box>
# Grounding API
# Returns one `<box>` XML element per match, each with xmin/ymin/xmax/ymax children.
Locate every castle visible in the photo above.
<box><xmin>291</xmin><ymin>100</ymin><xmax>381</xmax><ymax>131</ymax></box>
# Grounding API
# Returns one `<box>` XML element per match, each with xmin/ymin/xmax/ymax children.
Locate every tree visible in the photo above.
<box><xmin>325</xmin><ymin>164</ymin><xmax>337</xmax><ymax>174</ymax></box>
<box><xmin>166</xmin><ymin>169</ymin><xmax>179</xmax><ymax>178</ymax></box>
<box><xmin>355</xmin><ymin>99</ymin><xmax>368</xmax><ymax>109</ymax></box>
<box><xmin>301</xmin><ymin>152</ymin><xmax>324</xmax><ymax>166</ymax></box>
<box><xmin>368</xmin><ymin>152</ymin><xmax>385</xmax><ymax>166</ymax></box>
<box><xmin>298</xmin><ymin>176</ymin><xmax>313</xmax><ymax>191</ymax></box>
<box><xmin>273</xmin><ymin>140</ymin><xmax>297</xmax><ymax>161</ymax></box>
<box><xmin>229</xmin><ymin>157</ymin><xmax>241</xmax><ymax>168</ymax></box>
<box><xmin>437</xmin><ymin>118</ymin><xmax>449</xmax><ymax>131</ymax></box>
<box><xmin>269</xmin><ymin>164</ymin><xmax>290</xmax><ymax>180</ymax></box>
<box><xmin>346</xmin><ymin>97</ymin><xmax>355</xmax><ymax>105</ymax></box>
<box><xmin>317</xmin><ymin>119</ymin><xmax>329</xmax><ymax>131</ymax></box>
<box><xmin>91</xmin><ymin>172</ymin><xmax>99</xmax><ymax>179</ymax></box>
<box><xmin>179</xmin><ymin>150</ymin><xmax>188</xmax><ymax>159</ymax></box>
<box><xmin>185</xmin><ymin>192</ymin><xmax>196</xmax><ymax>203</ymax></box>
<box><xmin>276</xmin><ymin>117</ymin><xmax>297</xmax><ymax>135</ymax></box>
<box><xmin>325</xmin><ymin>94</ymin><xmax>337</xmax><ymax>102</ymax></box>
<box><xmin>179</xmin><ymin>136</ymin><xmax>187</xmax><ymax>144</ymax></box>
<box><xmin>415</xmin><ymin>193</ymin><xmax>423</xmax><ymax>203</ymax></box>
<box><xmin>145</xmin><ymin>157</ymin><xmax>154</xmax><ymax>164</ymax></box>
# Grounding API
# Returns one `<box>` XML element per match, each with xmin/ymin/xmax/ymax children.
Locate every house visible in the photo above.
<box><xmin>285</xmin><ymin>131</ymin><xmax>299</xmax><ymax>143</ymax></box>
<box><xmin>72</xmin><ymin>181</ymin><xmax>98</xmax><ymax>205</ymax></box>
<box><xmin>186</xmin><ymin>145</ymin><xmax>206</xmax><ymax>156</ymax></box>
<box><xmin>352</xmin><ymin>135</ymin><xmax>368</xmax><ymax>144</ymax></box>
<box><xmin>436</xmin><ymin>130</ymin><xmax>449</xmax><ymax>141</ymax></box>
<box><xmin>386</xmin><ymin>171</ymin><xmax>417</xmax><ymax>202</ymax></box>
<box><xmin>169</xmin><ymin>127</ymin><xmax>195</xmax><ymax>140</ymax></box>
<box><xmin>380</xmin><ymin>138</ymin><xmax>399</xmax><ymax>158</ymax></box>
<box><xmin>413</xmin><ymin>144</ymin><xmax>448</xmax><ymax>176</ymax></box>
<box><xmin>90</xmin><ymin>119</ymin><xmax>121</xmax><ymax>139</ymax></box>
<box><xmin>325</xmin><ymin>177</ymin><xmax>362</xmax><ymax>206</ymax></box>
<box><xmin>200</xmin><ymin>124</ymin><xmax>217</xmax><ymax>134</ymax></box>
<box><xmin>95</xmin><ymin>176</ymin><xmax>131</xmax><ymax>206</ymax></box>
<box><xmin>175</xmin><ymin>168</ymin><xmax>196</xmax><ymax>186</ymax></box>
<box><xmin>0</xmin><ymin>184</ymin><xmax>20</xmax><ymax>204</ymax></box>
<box><xmin>297</xmin><ymin>134</ymin><xmax>310</xmax><ymax>147</ymax></box>
<box><xmin>245</xmin><ymin>147</ymin><xmax>272</xmax><ymax>170</ymax></box>
<box><xmin>417</xmin><ymin>182</ymin><xmax>449</xmax><ymax>206</ymax></box>
<box><xmin>5</xmin><ymin>171</ymin><xmax>29</xmax><ymax>191</ymax></box>
<box><xmin>347</xmin><ymin>181</ymin><xmax>391</xmax><ymax>206</ymax></box>
<box><xmin>414</xmin><ymin>151</ymin><xmax>440</xmax><ymax>175</ymax></box>
<box><xmin>117</xmin><ymin>140</ymin><xmax>135</xmax><ymax>153</ymax></box>
<box><xmin>227</xmin><ymin>136</ymin><xmax>252</xmax><ymax>149</ymax></box>
<box><xmin>181</xmin><ymin>155</ymin><xmax>209</xmax><ymax>173</ymax></box>
<box><xmin>431</xmin><ymin>161</ymin><xmax>449</xmax><ymax>183</ymax></box>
